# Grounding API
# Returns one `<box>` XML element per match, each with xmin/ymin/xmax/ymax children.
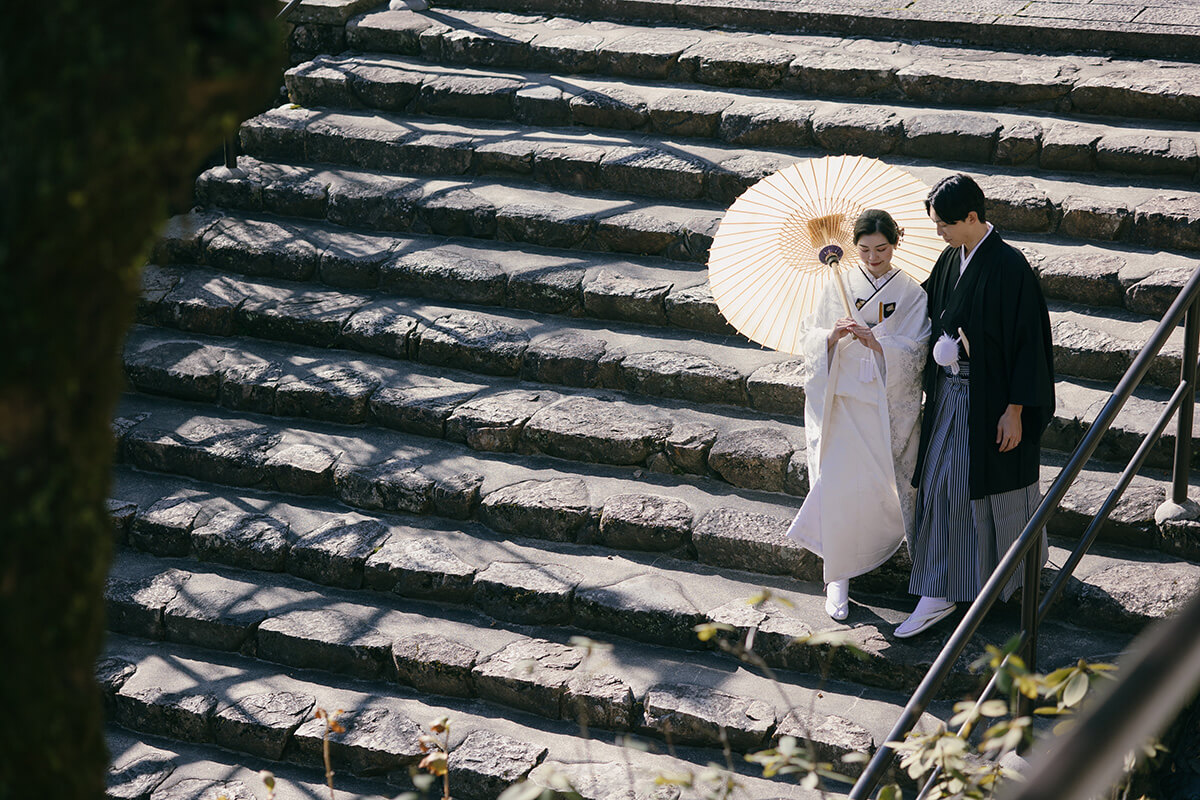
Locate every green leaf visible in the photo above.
<box><xmin>1063</xmin><ymin>670</ymin><xmax>1090</xmax><ymax>708</ymax></box>
<box><xmin>878</xmin><ymin>784</ymin><xmax>904</xmax><ymax>800</ymax></box>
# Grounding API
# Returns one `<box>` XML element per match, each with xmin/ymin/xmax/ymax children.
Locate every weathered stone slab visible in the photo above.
<box><xmin>679</xmin><ymin>39</ymin><xmax>796</xmax><ymax>88</ymax></box>
<box><xmin>416</xmin><ymin>312</ymin><xmax>530</xmax><ymax>377</ymax></box>
<box><xmin>1059</xmin><ymin>196</ymin><xmax>1132</xmax><ymax>242</ymax></box>
<box><xmin>480</xmin><ymin>477</ymin><xmax>597</xmax><ymax>543</ymax></box>
<box><xmin>237</xmin><ymin>288</ymin><xmax>367</xmax><ymax>348</ymax></box>
<box><xmin>1040</xmin><ymin>122</ymin><xmax>1102</xmax><ymax>172</ymax></box>
<box><xmin>115</xmin><ymin>686</ymin><xmax>217</xmax><ymax>743</ymax></box>
<box><xmin>574</xmin><ymin>574</ymin><xmax>706</xmax><ymax>650</ymax></box>
<box><xmin>446</xmin><ymin>389</ymin><xmax>559</xmax><ymax>452</ymax></box>
<box><xmin>371</xmin><ymin>380</ymin><xmax>484</xmax><ymax>437</ymax></box>
<box><xmin>152</xmin><ymin>211</ymin><xmax>219</xmax><ymax>265</ymax></box>
<box><xmin>598</xmin><ymin>493</ymin><xmax>693</xmax><ymax>552</ymax></box>
<box><xmin>563</xmin><ymin>672</ymin><xmax>636</xmax><ymax>731</ymax></box>
<box><xmin>108</xmin><ymin>499</ymin><xmax>138</xmax><ymax>546</ymax></box>
<box><xmin>693</xmin><ymin>507</ymin><xmax>817</xmax><ymax>579</ymax></box>
<box><xmin>1128</xmin><ymin>266</ymin><xmax>1196</xmax><ymax>317</ymax></box>
<box><xmin>275</xmin><ymin>365</ymin><xmax>380</xmax><ymax>424</ymax></box>
<box><xmin>532</xmin><ymin>142</ymin><xmax>605</xmax><ymax>191</ymax></box>
<box><xmin>381</xmin><ymin>248</ymin><xmax>507</xmax><ymax>306</ymax></box>
<box><xmin>1096</xmin><ymin>134</ymin><xmax>1198</xmax><ymax>177</ymax></box>
<box><xmin>664</xmin><ymin>421</ymin><xmax>718</xmax><ymax>475</ymax></box>
<box><xmin>1133</xmin><ymin>194</ymin><xmax>1200</xmax><ymax>252</ymax></box>
<box><xmin>257</xmin><ymin>608</ymin><xmax>393</xmax><ymax>679</ymax></box>
<box><xmin>619</xmin><ymin>351</ymin><xmax>747</xmax><ymax>406</ymax></box>
<box><xmin>812</xmin><ymin>107</ymin><xmax>902</xmax><ymax>156</ymax></box>
<box><xmin>590</xmin><ymin>209</ymin><xmax>682</xmax><ymax>258</ymax></box>
<box><xmin>498</xmin><ymin>202</ymin><xmax>597</xmax><ymax>250</ymax></box>
<box><xmin>439</xmin><ymin>25</ymin><xmax>538</xmax><ymax>67</ymax></box>
<box><xmin>416</xmin><ymin>187</ymin><xmax>499</xmax><ymax>239</ymax></box>
<box><xmin>191</xmin><ymin>509</ymin><xmax>294</xmax><ymax>572</ymax></box>
<box><xmin>642</xmin><ymin>683</ymin><xmax>775</xmax><ymax>750</ymax></box>
<box><xmin>786</xmin><ymin>450</ymin><xmax>810</xmax><ymax>496</ymax></box>
<box><xmin>416</xmin><ymin>74</ymin><xmax>522</xmax><ymax>120</ymax></box>
<box><xmin>521</xmin><ymin>396</ymin><xmax>673</xmax><ymax>466</ymax></box>
<box><xmin>994</xmin><ymin>120</ymin><xmax>1042</xmax><ymax>166</ymax></box>
<box><xmin>1060</xmin><ymin>561</ymin><xmax>1200</xmax><ymax>632</ymax></box>
<box><xmin>346</xmin><ymin>11</ymin><xmax>445</xmax><ymax>53</ymax></box>
<box><xmin>1039</xmin><ymin>253</ymin><xmax>1126</xmax><ymax>307</ymax></box>
<box><xmin>447</xmin><ymin>729</ymin><xmax>547</xmax><ymax>800</ymax></box>
<box><xmin>203</xmin><ymin>218</ymin><xmax>319</xmax><ymax>282</ymax></box>
<box><xmin>599</xmin><ymin>147</ymin><xmax>706</xmax><ymax>200</ymax></box>
<box><xmin>212</xmin><ymin>691</ymin><xmax>315</xmax><ymax>761</ymax></box>
<box><xmin>569</xmin><ymin>87</ymin><xmax>649</xmax><ymax>130</ymax></box>
<box><xmin>364</xmin><ymin>534</ymin><xmax>477</xmax><ymax>601</ymax></box>
<box><xmin>158</xmin><ymin>272</ymin><xmax>248</xmax><ymax>336</ymax></box>
<box><xmin>647</xmin><ymin>92</ymin><xmax>732</xmax><ymax>138</ymax></box>
<box><xmin>475</xmin><ymin>137</ymin><xmax>538</xmax><ymax>176</ymax></box>
<box><xmin>902</xmin><ymin>112</ymin><xmax>1000</xmax><ymax>163</ymax></box>
<box><xmin>130</xmin><ymin>497</ymin><xmax>205</xmax><ymax>558</ymax></box>
<box><xmin>515</xmin><ymin>83</ymin><xmax>572</xmax><ymax>126</ymax></box>
<box><xmin>718</xmin><ymin>101</ymin><xmax>813</xmax><ymax>147</ymax></box>
<box><xmin>106</xmin><ymin>569</ymin><xmax>191</xmax><ymax>639</ymax></box>
<box><xmin>333</xmin><ymin>458</ymin><xmax>436</xmax><ymax>515</ymax></box>
<box><xmin>124</xmin><ymin>419</ymin><xmax>281</xmax><ymax>487</ymax></box>
<box><xmin>163</xmin><ymin>586</ymin><xmax>267</xmax><ymax>652</ymax></box>
<box><xmin>896</xmin><ymin>56</ymin><xmax>1073</xmax><ymax>107</ymax></box>
<box><xmin>775</xmin><ymin>711</ymin><xmax>875</xmax><ymax>775</ymax></box>
<box><xmin>318</xmin><ymin>229</ymin><xmax>399</xmax><ymax>289</ymax></box>
<box><xmin>977</xmin><ymin>176</ymin><xmax>1057</xmax><ymax>232</ymax></box>
<box><xmin>434</xmin><ymin>470</ymin><xmax>486</xmax><ymax>520</ymax></box>
<box><xmin>664</xmin><ymin>283</ymin><xmax>736</xmax><ymax>335</ymax></box>
<box><xmin>472</xmin><ymin>561</ymin><xmax>582</xmax><ymax>624</ymax></box>
<box><xmin>96</xmin><ymin>657</ymin><xmax>138</xmax><ymax>709</ymax></box>
<box><xmin>582</xmin><ymin>269</ymin><xmax>673</xmax><ymax>325</ymax></box>
<box><xmin>219</xmin><ymin>358</ymin><xmax>284</xmax><ymax>415</ymax></box>
<box><xmin>263</xmin><ymin>442</ymin><xmax>339</xmax><ymax>496</ymax></box>
<box><xmin>125</xmin><ymin>341</ymin><xmax>227</xmax><ymax>403</ymax></box>
<box><xmin>598</xmin><ymin>32</ymin><xmax>700</xmax><ymax>79</ymax></box>
<box><xmin>106</xmin><ymin>746</ymin><xmax>176</xmax><ymax>800</ymax></box>
<box><xmin>788</xmin><ymin>46</ymin><xmax>896</xmax><ymax>97</ymax></box>
<box><xmin>522</xmin><ymin>332</ymin><xmax>608</xmax><ymax>388</ymax></box>
<box><xmin>1070</xmin><ymin>66</ymin><xmax>1200</xmax><ymax>122</ymax></box>
<box><xmin>392</xmin><ymin>633</ymin><xmax>479</xmax><ymax>697</ymax></box>
<box><xmin>291</xmin><ymin>705</ymin><xmax>424</xmax><ymax>776</ymax></box>
<box><xmin>747</xmin><ymin>361</ymin><xmax>806</xmax><ymax>416</ymax></box>
<box><xmin>473</xmin><ymin>638</ymin><xmax>584</xmax><ymax>718</ymax></box>
<box><xmin>341</xmin><ymin>302</ymin><xmax>420</xmax><ymax>359</ymax></box>
<box><xmin>706</xmin><ymin>600</ymin><xmax>814</xmax><ymax>671</ymax></box>
<box><xmin>529</xmin><ymin>32</ymin><xmax>605</xmax><ymax>74</ymax></box>
<box><xmin>289</xmin><ymin>517</ymin><xmax>390</xmax><ymax>589</ymax></box>
<box><xmin>507</xmin><ymin>262</ymin><xmax>585</xmax><ymax>314</ymax></box>
<box><xmin>147</xmin><ymin>777</ymin><xmax>256</xmax><ymax>800</ymax></box>
<box><xmin>139</xmin><ymin>265</ymin><xmax>183</xmax><ymax>322</ymax></box>
<box><xmin>708</xmin><ymin>428</ymin><xmax>794</xmax><ymax>493</ymax></box>
<box><xmin>327</xmin><ymin>172</ymin><xmax>424</xmax><ymax>232</ymax></box>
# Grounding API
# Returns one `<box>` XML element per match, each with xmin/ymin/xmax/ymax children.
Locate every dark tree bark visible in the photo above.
<box><xmin>0</xmin><ymin>4</ymin><xmax>284</xmax><ymax>796</ymax></box>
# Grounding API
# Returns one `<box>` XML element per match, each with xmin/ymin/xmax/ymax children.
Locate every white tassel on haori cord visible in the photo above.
<box><xmin>932</xmin><ymin>331</ymin><xmax>961</xmax><ymax>374</ymax></box>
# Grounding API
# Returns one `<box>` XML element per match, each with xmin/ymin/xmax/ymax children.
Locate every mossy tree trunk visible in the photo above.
<box><xmin>0</xmin><ymin>3</ymin><xmax>284</xmax><ymax>796</ymax></box>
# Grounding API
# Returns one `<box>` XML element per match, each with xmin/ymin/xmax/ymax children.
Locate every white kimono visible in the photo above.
<box><xmin>786</xmin><ymin>267</ymin><xmax>931</xmax><ymax>583</ymax></box>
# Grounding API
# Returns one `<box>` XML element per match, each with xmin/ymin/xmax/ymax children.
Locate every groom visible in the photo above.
<box><xmin>896</xmin><ymin>174</ymin><xmax>1055</xmax><ymax>638</ymax></box>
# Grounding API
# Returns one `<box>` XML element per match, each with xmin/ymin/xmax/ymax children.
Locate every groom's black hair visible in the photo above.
<box><xmin>925</xmin><ymin>173</ymin><xmax>987</xmax><ymax>224</ymax></box>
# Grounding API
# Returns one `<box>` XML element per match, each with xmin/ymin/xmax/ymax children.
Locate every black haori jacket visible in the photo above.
<box><xmin>913</xmin><ymin>231</ymin><xmax>1055</xmax><ymax>500</ymax></box>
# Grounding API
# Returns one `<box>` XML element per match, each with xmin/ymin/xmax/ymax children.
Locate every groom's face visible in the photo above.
<box><xmin>929</xmin><ymin>210</ymin><xmax>977</xmax><ymax>247</ymax></box>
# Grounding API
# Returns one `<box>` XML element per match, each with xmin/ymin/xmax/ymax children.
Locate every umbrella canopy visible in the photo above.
<box><xmin>708</xmin><ymin>155</ymin><xmax>944</xmax><ymax>354</ymax></box>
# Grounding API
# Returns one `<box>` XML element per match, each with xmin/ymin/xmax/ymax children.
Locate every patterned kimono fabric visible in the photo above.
<box><xmin>787</xmin><ymin>267</ymin><xmax>931</xmax><ymax>583</ymax></box>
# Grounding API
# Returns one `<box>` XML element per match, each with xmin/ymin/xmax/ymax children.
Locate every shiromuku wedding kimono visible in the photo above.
<box><xmin>786</xmin><ymin>266</ymin><xmax>931</xmax><ymax>583</ymax></box>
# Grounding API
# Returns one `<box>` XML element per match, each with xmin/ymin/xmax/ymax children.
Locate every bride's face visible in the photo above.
<box><xmin>856</xmin><ymin>232</ymin><xmax>896</xmax><ymax>277</ymax></box>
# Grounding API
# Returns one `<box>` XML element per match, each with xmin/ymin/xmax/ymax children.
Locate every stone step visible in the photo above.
<box><xmin>105</xmin><ymin>541</ymin><xmax>950</xmax><ymax>761</ymax></box>
<box><xmin>288</xmin><ymin>4</ymin><xmax>1200</xmax><ymax>95</ymax></box>
<box><xmin>154</xmin><ymin>211</ymin><xmax>1200</xmax><ymax>348</ymax></box>
<box><xmin>106</xmin><ymin>466</ymin><xmax>1153</xmax><ymax>701</ymax></box>
<box><xmin>122</xmin><ymin>322</ymin><xmax>810</xmax><ymax>494</ymax></box>
<box><xmin>277</xmin><ymin>53</ymin><xmax>1200</xmax><ymax>185</ymax></box>
<box><xmin>121</xmin><ymin>286</ymin><xmax>1200</xmax><ymax>484</ymax></box>
<box><xmin>199</xmin><ymin>152</ymin><xmax>1200</xmax><ymax>265</ymax></box>
<box><xmin>103</xmin><ymin>633</ymin><xmax>830</xmax><ymax>800</ymax></box>
<box><xmin>105</xmin><ymin>726</ymin><xmax>395</xmax><ymax>800</ymax></box>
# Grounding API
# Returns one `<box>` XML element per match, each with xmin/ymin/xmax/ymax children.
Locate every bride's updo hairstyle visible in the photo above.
<box><xmin>853</xmin><ymin>208</ymin><xmax>902</xmax><ymax>245</ymax></box>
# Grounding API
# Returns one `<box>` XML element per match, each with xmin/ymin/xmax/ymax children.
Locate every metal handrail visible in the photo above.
<box><xmin>850</xmin><ymin>261</ymin><xmax>1200</xmax><ymax>799</ymax></box>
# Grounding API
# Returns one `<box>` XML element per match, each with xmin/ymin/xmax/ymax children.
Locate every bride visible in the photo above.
<box><xmin>786</xmin><ymin>209</ymin><xmax>931</xmax><ymax>620</ymax></box>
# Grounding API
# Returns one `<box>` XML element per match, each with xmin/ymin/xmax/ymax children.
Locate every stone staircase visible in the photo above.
<box><xmin>104</xmin><ymin>3</ymin><xmax>1200</xmax><ymax>799</ymax></box>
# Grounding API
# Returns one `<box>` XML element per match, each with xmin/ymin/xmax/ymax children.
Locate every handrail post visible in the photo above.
<box><xmin>1172</xmin><ymin>299</ymin><xmax>1200</xmax><ymax>505</ymax></box>
<box><xmin>1018</xmin><ymin>545</ymin><xmax>1041</xmax><ymax>720</ymax></box>
<box><xmin>223</xmin><ymin>133</ymin><xmax>238</xmax><ymax>171</ymax></box>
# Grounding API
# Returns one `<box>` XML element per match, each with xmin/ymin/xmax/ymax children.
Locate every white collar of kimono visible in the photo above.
<box><xmin>959</xmin><ymin>222</ymin><xmax>995</xmax><ymax>275</ymax></box>
<box><xmin>859</xmin><ymin>265</ymin><xmax>899</xmax><ymax>289</ymax></box>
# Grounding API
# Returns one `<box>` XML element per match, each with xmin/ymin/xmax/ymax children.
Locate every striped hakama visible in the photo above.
<box><xmin>909</xmin><ymin>361</ymin><xmax>1045</xmax><ymax>603</ymax></box>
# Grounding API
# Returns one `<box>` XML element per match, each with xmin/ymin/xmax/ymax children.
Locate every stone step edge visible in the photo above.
<box><xmin>369</xmin><ymin>0</ymin><xmax>1200</xmax><ymax>61</ymax></box>
<box><xmin>102</xmin><ymin>637</ymin><xmax>764</xmax><ymax>800</ymax></box>
<box><xmin>197</xmin><ymin>155</ymin><xmax>1200</xmax><ymax>270</ymax></box>
<box><xmin>104</xmin><ymin>548</ymin><xmax>911</xmax><ymax>765</ymax></box>
<box><xmin>157</xmin><ymin>207</ymin><xmax>1200</xmax><ymax>356</ymax></box>
<box><xmin>277</xmin><ymin>53</ymin><xmax>1200</xmax><ymax>185</ymax></box>
<box><xmin>123</xmin><ymin>299</ymin><xmax>1200</xmax><ymax>490</ymax></box>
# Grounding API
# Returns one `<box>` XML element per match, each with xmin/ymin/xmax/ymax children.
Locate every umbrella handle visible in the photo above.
<box><xmin>832</xmin><ymin>263</ymin><xmax>855</xmax><ymax>318</ymax></box>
